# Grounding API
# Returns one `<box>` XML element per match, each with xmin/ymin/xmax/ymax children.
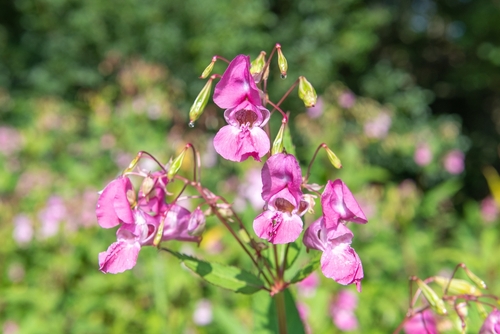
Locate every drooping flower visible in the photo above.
<box><xmin>480</xmin><ymin>309</ymin><xmax>500</xmax><ymax>334</ymax></box>
<box><xmin>212</xmin><ymin>55</ymin><xmax>270</xmax><ymax>162</ymax></box>
<box><xmin>403</xmin><ymin>310</ymin><xmax>438</xmax><ymax>334</ymax></box>
<box><xmin>253</xmin><ymin>153</ymin><xmax>308</xmax><ymax>244</ymax></box>
<box><xmin>321</xmin><ymin>179</ymin><xmax>367</xmax><ymax>232</ymax></box>
<box><xmin>303</xmin><ymin>218</ymin><xmax>363</xmax><ymax>292</ymax></box>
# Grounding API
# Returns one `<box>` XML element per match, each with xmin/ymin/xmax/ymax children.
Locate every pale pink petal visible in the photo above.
<box><xmin>321</xmin><ymin>243</ymin><xmax>363</xmax><ymax>291</ymax></box>
<box><xmin>213</xmin><ymin>125</ymin><xmax>269</xmax><ymax>162</ymax></box>
<box><xmin>303</xmin><ymin>218</ymin><xmax>326</xmax><ymax>251</ymax></box>
<box><xmin>99</xmin><ymin>239</ymin><xmax>141</xmax><ymax>274</ymax></box>
<box><xmin>253</xmin><ymin>210</ymin><xmax>303</xmax><ymax>244</ymax></box>
<box><xmin>223</xmin><ymin>100</ymin><xmax>270</xmax><ymax>127</ymax></box>
<box><xmin>404</xmin><ymin>310</ymin><xmax>437</xmax><ymax>334</ymax></box>
<box><xmin>162</xmin><ymin>204</ymin><xmax>200</xmax><ymax>243</ymax></box>
<box><xmin>213</xmin><ymin>55</ymin><xmax>261</xmax><ymax>109</ymax></box>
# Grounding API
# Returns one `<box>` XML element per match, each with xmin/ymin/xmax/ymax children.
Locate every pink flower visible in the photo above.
<box><xmin>212</xmin><ymin>55</ymin><xmax>270</xmax><ymax>162</ymax></box>
<box><xmin>38</xmin><ymin>196</ymin><xmax>67</xmax><ymax>239</ymax></box>
<box><xmin>306</xmin><ymin>97</ymin><xmax>324</xmax><ymax>119</ymax></box>
<box><xmin>364</xmin><ymin>112</ymin><xmax>391</xmax><ymax>139</ymax></box>
<box><xmin>403</xmin><ymin>310</ymin><xmax>437</xmax><ymax>334</ymax></box>
<box><xmin>481</xmin><ymin>196</ymin><xmax>499</xmax><ymax>223</ymax></box>
<box><xmin>13</xmin><ymin>214</ymin><xmax>33</xmax><ymax>246</ymax></box>
<box><xmin>193</xmin><ymin>299</ymin><xmax>213</xmax><ymax>326</ymax></box>
<box><xmin>303</xmin><ymin>218</ymin><xmax>363</xmax><ymax>292</ymax></box>
<box><xmin>297</xmin><ymin>272</ymin><xmax>319</xmax><ymax>297</ymax></box>
<box><xmin>330</xmin><ymin>290</ymin><xmax>359</xmax><ymax>331</ymax></box>
<box><xmin>253</xmin><ymin>154</ymin><xmax>307</xmax><ymax>244</ymax></box>
<box><xmin>97</xmin><ymin>174</ymin><xmax>201</xmax><ymax>274</ymax></box>
<box><xmin>480</xmin><ymin>309</ymin><xmax>500</xmax><ymax>334</ymax></box>
<box><xmin>338</xmin><ymin>91</ymin><xmax>356</xmax><ymax>109</ymax></box>
<box><xmin>443</xmin><ymin>150</ymin><xmax>465</xmax><ymax>175</ymax></box>
<box><xmin>414</xmin><ymin>143</ymin><xmax>433</xmax><ymax>166</ymax></box>
<box><xmin>321</xmin><ymin>180</ymin><xmax>367</xmax><ymax>232</ymax></box>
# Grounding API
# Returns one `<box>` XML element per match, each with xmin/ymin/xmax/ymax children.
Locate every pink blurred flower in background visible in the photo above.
<box><xmin>481</xmin><ymin>196</ymin><xmax>499</xmax><ymax>223</ymax></box>
<box><xmin>2</xmin><ymin>320</ymin><xmax>19</xmax><ymax>334</ymax></box>
<box><xmin>443</xmin><ymin>150</ymin><xmax>465</xmax><ymax>174</ymax></box>
<box><xmin>297</xmin><ymin>272</ymin><xmax>320</xmax><ymax>298</ymax></box>
<box><xmin>306</xmin><ymin>96</ymin><xmax>324</xmax><ymax>119</ymax></box>
<box><xmin>330</xmin><ymin>289</ymin><xmax>359</xmax><ymax>331</ymax></box>
<box><xmin>364</xmin><ymin>112</ymin><xmax>392</xmax><ymax>139</ymax></box>
<box><xmin>38</xmin><ymin>196</ymin><xmax>67</xmax><ymax>239</ymax></box>
<box><xmin>403</xmin><ymin>310</ymin><xmax>437</xmax><ymax>334</ymax></box>
<box><xmin>193</xmin><ymin>299</ymin><xmax>213</xmax><ymax>326</ymax></box>
<box><xmin>414</xmin><ymin>143</ymin><xmax>433</xmax><ymax>166</ymax></box>
<box><xmin>296</xmin><ymin>301</ymin><xmax>312</xmax><ymax>334</ymax></box>
<box><xmin>13</xmin><ymin>214</ymin><xmax>33</xmax><ymax>246</ymax></box>
<box><xmin>0</xmin><ymin>126</ymin><xmax>23</xmax><ymax>155</ymax></box>
<box><xmin>338</xmin><ymin>91</ymin><xmax>356</xmax><ymax>109</ymax></box>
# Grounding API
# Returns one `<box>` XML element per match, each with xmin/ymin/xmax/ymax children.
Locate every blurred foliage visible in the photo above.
<box><xmin>1</xmin><ymin>0</ymin><xmax>500</xmax><ymax>333</ymax></box>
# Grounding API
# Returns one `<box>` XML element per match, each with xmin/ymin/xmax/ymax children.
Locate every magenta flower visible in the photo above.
<box><xmin>481</xmin><ymin>196</ymin><xmax>499</xmax><ymax>223</ymax></box>
<box><xmin>403</xmin><ymin>310</ymin><xmax>437</xmax><ymax>334</ymax></box>
<box><xmin>443</xmin><ymin>149</ymin><xmax>465</xmax><ymax>175</ymax></box>
<box><xmin>480</xmin><ymin>309</ymin><xmax>500</xmax><ymax>334</ymax></box>
<box><xmin>212</xmin><ymin>55</ymin><xmax>270</xmax><ymax>162</ymax></box>
<box><xmin>330</xmin><ymin>289</ymin><xmax>359</xmax><ymax>331</ymax></box>
<box><xmin>97</xmin><ymin>175</ymin><xmax>201</xmax><ymax>274</ymax></box>
<box><xmin>303</xmin><ymin>218</ymin><xmax>364</xmax><ymax>291</ymax></box>
<box><xmin>321</xmin><ymin>179</ymin><xmax>367</xmax><ymax>232</ymax></box>
<box><xmin>253</xmin><ymin>153</ymin><xmax>307</xmax><ymax>244</ymax></box>
<box><xmin>414</xmin><ymin>143</ymin><xmax>433</xmax><ymax>166</ymax></box>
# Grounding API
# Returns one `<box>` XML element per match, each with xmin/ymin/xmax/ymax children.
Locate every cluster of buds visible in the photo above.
<box><xmin>395</xmin><ymin>264</ymin><xmax>500</xmax><ymax>334</ymax></box>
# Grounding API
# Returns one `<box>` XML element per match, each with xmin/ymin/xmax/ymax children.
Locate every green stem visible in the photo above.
<box><xmin>275</xmin><ymin>291</ymin><xmax>287</xmax><ymax>334</ymax></box>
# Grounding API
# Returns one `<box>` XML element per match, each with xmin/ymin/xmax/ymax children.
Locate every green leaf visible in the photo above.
<box><xmin>420</xmin><ymin>179</ymin><xmax>462</xmax><ymax>218</ymax></box>
<box><xmin>252</xmin><ymin>289</ymin><xmax>306</xmax><ymax>334</ymax></box>
<box><xmin>165</xmin><ymin>249</ymin><xmax>265</xmax><ymax>294</ymax></box>
<box><xmin>290</xmin><ymin>252</ymin><xmax>321</xmax><ymax>283</ymax></box>
<box><xmin>285</xmin><ymin>241</ymin><xmax>302</xmax><ymax>269</ymax></box>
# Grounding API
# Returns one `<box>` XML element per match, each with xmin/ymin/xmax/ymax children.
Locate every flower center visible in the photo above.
<box><xmin>235</xmin><ymin>109</ymin><xmax>258</xmax><ymax>126</ymax></box>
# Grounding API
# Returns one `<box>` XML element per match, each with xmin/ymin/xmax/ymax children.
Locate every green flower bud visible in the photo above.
<box><xmin>167</xmin><ymin>147</ymin><xmax>188</xmax><ymax>179</ymax></box>
<box><xmin>324</xmin><ymin>146</ymin><xmax>342</xmax><ymax>169</ymax></box>
<box><xmin>250</xmin><ymin>51</ymin><xmax>266</xmax><ymax>82</ymax></box>
<box><xmin>276</xmin><ymin>44</ymin><xmax>288</xmax><ymax>78</ymax></box>
<box><xmin>200</xmin><ymin>56</ymin><xmax>216</xmax><ymax>79</ymax></box>
<box><xmin>415</xmin><ymin>278</ymin><xmax>448</xmax><ymax>315</ymax></box>
<box><xmin>462</xmin><ymin>266</ymin><xmax>487</xmax><ymax>289</ymax></box>
<box><xmin>153</xmin><ymin>215</ymin><xmax>165</xmax><ymax>247</ymax></box>
<box><xmin>271</xmin><ymin>121</ymin><xmax>286</xmax><ymax>155</ymax></box>
<box><xmin>298</xmin><ymin>76</ymin><xmax>317</xmax><ymax>108</ymax></box>
<box><xmin>189</xmin><ymin>79</ymin><xmax>213</xmax><ymax>127</ymax></box>
<box><xmin>434</xmin><ymin>276</ymin><xmax>482</xmax><ymax>296</ymax></box>
<box><xmin>140</xmin><ymin>175</ymin><xmax>156</xmax><ymax>197</ymax></box>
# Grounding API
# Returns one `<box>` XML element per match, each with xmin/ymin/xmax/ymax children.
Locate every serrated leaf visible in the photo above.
<box><xmin>290</xmin><ymin>252</ymin><xmax>321</xmax><ymax>283</ymax></box>
<box><xmin>165</xmin><ymin>249</ymin><xmax>265</xmax><ymax>294</ymax></box>
<box><xmin>252</xmin><ymin>289</ymin><xmax>306</xmax><ymax>334</ymax></box>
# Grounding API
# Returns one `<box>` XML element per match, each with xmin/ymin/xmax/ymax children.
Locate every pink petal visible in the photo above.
<box><xmin>261</xmin><ymin>153</ymin><xmax>302</xmax><ymax>203</ymax></box>
<box><xmin>213</xmin><ymin>125</ymin><xmax>269</xmax><ymax>162</ymax></box>
<box><xmin>213</xmin><ymin>55</ymin><xmax>261</xmax><ymax>109</ymax></box>
<box><xmin>303</xmin><ymin>218</ymin><xmax>326</xmax><ymax>251</ymax></box>
<box><xmin>223</xmin><ymin>100</ymin><xmax>270</xmax><ymax>127</ymax></box>
<box><xmin>321</xmin><ymin>179</ymin><xmax>367</xmax><ymax>230</ymax></box>
<box><xmin>96</xmin><ymin>177</ymin><xmax>131</xmax><ymax>228</ymax></box>
<box><xmin>320</xmin><ymin>243</ymin><xmax>363</xmax><ymax>290</ymax></box>
<box><xmin>98</xmin><ymin>239</ymin><xmax>141</xmax><ymax>274</ymax></box>
<box><xmin>253</xmin><ymin>210</ymin><xmax>303</xmax><ymax>244</ymax></box>
<box><xmin>113</xmin><ymin>177</ymin><xmax>135</xmax><ymax>225</ymax></box>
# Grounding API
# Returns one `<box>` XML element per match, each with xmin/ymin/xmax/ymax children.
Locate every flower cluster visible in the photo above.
<box><xmin>97</xmin><ymin>172</ymin><xmax>203</xmax><ymax>273</ymax></box>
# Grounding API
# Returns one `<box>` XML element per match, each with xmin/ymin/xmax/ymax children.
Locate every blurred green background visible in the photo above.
<box><xmin>1</xmin><ymin>0</ymin><xmax>499</xmax><ymax>333</ymax></box>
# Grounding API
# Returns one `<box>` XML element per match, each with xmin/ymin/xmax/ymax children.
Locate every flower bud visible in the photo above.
<box><xmin>188</xmin><ymin>207</ymin><xmax>206</xmax><ymax>237</ymax></box>
<box><xmin>140</xmin><ymin>175</ymin><xmax>156</xmax><ymax>197</ymax></box>
<box><xmin>415</xmin><ymin>277</ymin><xmax>448</xmax><ymax>315</ymax></box>
<box><xmin>276</xmin><ymin>44</ymin><xmax>288</xmax><ymax>79</ymax></box>
<box><xmin>324</xmin><ymin>146</ymin><xmax>342</xmax><ymax>169</ymax></box>
<box><xmin>167</xmin><ymin>146</ymin><xmax>188</xmax><ymax>179</ymax></box>
<box><xmin>250</xmin><ymin>51</ymin><xmax>266</xmax><ymax>83</ymax></box>
<box><xmin>153</xmin><ymin>214</ymin><xmax>166</xmax><ymax>247</ymax></box>
<box><xmin>189</xmin><ymin>79</ymin><xmax>213</xmax><ymax>127</ymax></box>
<box><xmin>271</xmin><ymin>120</ymin><xmax>286</xmax><ymax>155</ymax></box>
<box><xmin>462</xmin><ymin>265</ymin><xmax>487</xmax><ymax>289</ymax></box>
<box><xmin>126</xmin><ymin>188</ymin><xmax>136</xmax><ymax>207</ymax></box>
<box><xmin>298</xmin><ymin>76</ymin><xmax>317</xmax><ymax>108</ymax></box>
<box><xmin>434</xmin><ymin>276</ymin><xmax>482</xmax><ymax>296</ymax></box>
<box><xmin>200</xmin><ymin>56</ymin><xmax>216</xmax><ymax>79</ymax></box>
